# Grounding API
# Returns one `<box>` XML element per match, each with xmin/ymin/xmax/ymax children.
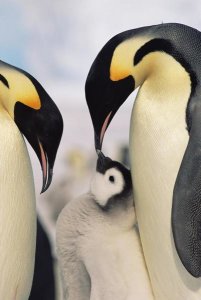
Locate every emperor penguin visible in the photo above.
<box><xmin>85</xmin><ymin>23</ymin><xmax>201</xmax><ymax>299</ymax></box>
<box><xmin>0</xmin><ymin>60</ymin><xmax>63</xmax><ymax>299</ymax></box>
<box><xmin>56</xmin><ymin>153</ymin><xmax>153</xmax><ymax>300</ymax></box>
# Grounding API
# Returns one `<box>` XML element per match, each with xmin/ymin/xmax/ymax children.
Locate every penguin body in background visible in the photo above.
<box><xmin>56</xmin><ymin>154</ymin><xmax>153</xmax><ymax>300</ymax></box>
<box><xmin>29</xmin><ymin>218</ymin><xmax>55</xmax><ymax>300</ymax></box>
<box><xmin>85</xmin><ymin>23</ymin><xmax>201</xmax><ymax>299</ymax></box>
<box><xmin>0</xmin><ymin>60</ymin><xmax>63</xmax><ymax>299</ymax></box>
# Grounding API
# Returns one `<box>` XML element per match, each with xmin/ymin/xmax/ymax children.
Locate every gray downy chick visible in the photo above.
<box><xmin>56</xmin><ymin>153</ymin><xmax>153</xmax><ymax>300</ymax></box>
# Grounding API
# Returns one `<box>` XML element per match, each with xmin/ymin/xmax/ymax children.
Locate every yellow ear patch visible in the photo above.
<box><xmin>0</xmin><ymin>68</ymin><xmax>41</xmax><ymax>110</ymax></box>
<box><xmin>110</xmin><ymin>36</ymin><xmax>151</xmax><ymax>83</ymax></box>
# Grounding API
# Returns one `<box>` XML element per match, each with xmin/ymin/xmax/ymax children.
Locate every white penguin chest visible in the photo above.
<box><xmin>129</xmin><ymin>54</ymin><xmax>201</xmax><ymax>299</ymax></box>
<box><xmin>0</xmin><ymin>108</ymin><xmax>36</xmax><ymax>300</ymax></box>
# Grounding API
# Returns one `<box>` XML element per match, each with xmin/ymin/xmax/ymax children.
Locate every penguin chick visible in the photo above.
<box><xmin>56</xmin><ymin>154</ymin><xmax>154</xmax><ymax>300</ymax></box>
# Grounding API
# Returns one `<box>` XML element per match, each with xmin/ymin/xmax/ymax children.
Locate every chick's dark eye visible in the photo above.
<box><xmin>109</xmin><ymin>175</ymin><xmax>115</xmax><ymax>183</ymax></box>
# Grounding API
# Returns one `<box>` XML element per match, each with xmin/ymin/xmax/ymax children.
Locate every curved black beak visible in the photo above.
<box><xmin>86</xmin><ymin>75</ymin><xmax>134</xmax><ymax>150</ymax></box>
<box><xmin>14</xmin><ymin>78</ymin><xmax>63</xmax><ymax>193</ymax></box>
<box><xmin>38</xmin><ymin>141</ymin><xmax>53</xmax><ymax>193</ymax></box>
<box><xmin>85</xmin><ymin>36</ymin><xmax>134</xmax><ymax>151</ymax></box>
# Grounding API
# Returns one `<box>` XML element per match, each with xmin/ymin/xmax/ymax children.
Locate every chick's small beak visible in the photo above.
<box><xmin>96</xmin><ymin>150</ymin><xmax>106</xmax><ymax>161</ymax></box>
<box><xmin>96</xmin><ymin>151</ymin><xmax>112</xmax><ymax>173</ymax></box>
<box><xmin>38</xmin><ymin>141</ymin><xmax>53</xmax><ymax>193</ymax></box>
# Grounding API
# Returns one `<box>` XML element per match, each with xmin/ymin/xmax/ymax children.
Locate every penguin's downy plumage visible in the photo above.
<box><xmin>0</xmin><ymin>60</ymin><xmax>63</xmax><ymax>299</ymax></box>
<box><xmin>85</xmin><ymin>23</ymin><xmax>201</xmax><ymax>298</ymax></box>
<box><xmin>56</xmin><ymin>154</ymin><xmax>153</xmax><ymax>300</ymax></box>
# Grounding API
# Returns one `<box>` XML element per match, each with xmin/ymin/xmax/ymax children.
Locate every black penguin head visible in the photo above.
<box><xmin>0</xmin><ymin>61</ymin><xmax>63</xmax><ymax>193</ymax></box>
<box><xmin>85</xmin><ymin>32</ymin><xmax>136</xmax><ymax>150</ymax></box>
<box><xmin>90</xmin><ymin>151</ymin><xmax>132</xmax><ymax>210</ymax></box>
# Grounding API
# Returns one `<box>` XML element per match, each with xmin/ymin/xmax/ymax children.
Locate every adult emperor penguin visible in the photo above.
<box><xmin>56</xmin><ymin>153</ymin><xmax>153</xmax><ymax>300</ymax></box>
<box><xmin>85</xmin><ymin>23</ymin><xmax>201</xmax><ymax>299</ymax></box>
<box><xmin>0</xmin><ymin>60</ymin><xmax>63</xmax><ymax>299</ymax></box>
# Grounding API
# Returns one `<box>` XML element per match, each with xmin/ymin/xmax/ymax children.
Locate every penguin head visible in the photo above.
<box><xmin>0</xmin><ymin>61</ymin><xmax>63</xmax><ymax>192</ymax></box>
<box><xmin>90</xmin><ymin>152</ymin><xmax>133</xmax><ymax>210</ymax></box>
<box><xmin>85</xmin><ymin>32</ymin><xmax>135</xmax><ymax>150</ymax></box>
<box><xmin>85</xmin><ymin>27</ymin><xmax>185</xmax><ymax>150</ymax></box>
<box><xmin>85</xmin><ymin>28</ymin><xmax>157</xmax><ymax>150</ymax></box>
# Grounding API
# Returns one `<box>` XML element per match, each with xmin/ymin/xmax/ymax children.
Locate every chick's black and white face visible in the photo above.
<box><xmin>90</xmin><ymin>153</ymin><xmax>132</xmax><ymax>208</ymax></box>
<box><xmin>91</xmin><ymin>167</ymin><xmax>125</xmax><ymax>207</ymax></box>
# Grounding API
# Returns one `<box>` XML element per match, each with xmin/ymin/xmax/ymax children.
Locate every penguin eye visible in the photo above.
<box><xmin>109</xmin><ymin>175</ymin><xmax>115</xmax><ymax>183</ymax></box>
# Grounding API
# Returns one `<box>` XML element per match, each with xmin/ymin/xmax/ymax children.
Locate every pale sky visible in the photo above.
<box><xmin>1</xmin><ymin>0</ymin><xmax>201</xmax><ymax>96</ymax></box>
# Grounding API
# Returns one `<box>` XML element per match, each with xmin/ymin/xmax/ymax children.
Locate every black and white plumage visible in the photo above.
<box><xmin>56</xmin><ymin>153</ymin><xmax>153</xmax><ymax>300</ymax></box>
<box><xmin>85</xmin><ymin>23</ymin><xmax>201</xmax><ymax>298</ymax></box>
<box><xmin>0</xmin><ymin>60</ymin><xmax>63</xmax><ymax>299</ymax></box>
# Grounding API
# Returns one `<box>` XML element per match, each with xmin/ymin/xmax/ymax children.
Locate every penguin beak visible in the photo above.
<box><xmin>96</xmin><ymin>151</ymin><xmax>112</xmax><ymax>174</ymax></box>
<box><xmin>38</xmin><ymin>141</ymin><xmax>53</xmax><ymax>193</ymax></box>
<box><xmin>85</xmin><ymin>76</ymin><xmax>134</xmax><ymax>150</ymax></box>
<box><xmin>14</xmin><ymin>76</ymin><xmax>63</xmax><ymax>193</ymax></box>
<box><xmin>85</xmin><ymin>47</ymin><xmax>134</xmax><ymax>151</ymax></box>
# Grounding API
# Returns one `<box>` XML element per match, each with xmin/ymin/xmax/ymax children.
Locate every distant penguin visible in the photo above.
<box><xmin>56</xmin><ymin>153</ymin><xmax>153</xmax><ymax>300</ymax></box>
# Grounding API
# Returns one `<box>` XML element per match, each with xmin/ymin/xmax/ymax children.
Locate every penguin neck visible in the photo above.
<box><xmin>129</xmin><ymin>53</ymin><xmax>196</xmax><ymax>298</ymax></box>
<box><xmin>0</xmin><ymin>106</ymin><xmax>36</xmax><ymax>299</ymax></box>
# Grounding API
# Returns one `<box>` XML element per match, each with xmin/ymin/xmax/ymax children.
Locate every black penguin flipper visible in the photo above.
<box><xmin>172</xmin><ymin>94</ymin><xmax>201</xmax><ymax>278</ymax></box>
